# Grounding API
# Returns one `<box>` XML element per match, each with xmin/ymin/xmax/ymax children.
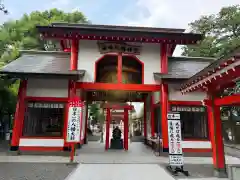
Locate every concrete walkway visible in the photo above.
<box><xmin>64</xmin><ymin>142</ymin><xmax>232</xmax><ymax>180</ymax></box>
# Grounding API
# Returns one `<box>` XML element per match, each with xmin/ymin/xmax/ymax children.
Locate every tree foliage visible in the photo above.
<box><xmin>0</xmin><ymin>9</ymin><xmax>88</xmax><ymax>121</ymax></box>
<box><xmin>182</xmin><ymin>5</ymin><xmax>240</xmax><ymax>58</ymax></box>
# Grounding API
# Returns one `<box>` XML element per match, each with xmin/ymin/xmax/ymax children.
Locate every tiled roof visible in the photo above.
<box><xmin>0</xmin><ymin>50</ymin><xmax>85</xmax><ymax>79</ymax></box>
<box><xmin>154</xmin><ymin>56</ymin><xmax>215</xmax><ymax>80</ymax></box>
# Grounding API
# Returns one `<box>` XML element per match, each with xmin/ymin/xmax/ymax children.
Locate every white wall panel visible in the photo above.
<box><xmin>168</xmin><ymin>84</ymin><xmax>207</xmax><ymax>101</ymax></box>
<box><xmin>19</xmin><ymin>138</ymin><xmax>64</xmax><ymax>147</ymax></box>
<box><xmin>26</xmin><ymin>78</ymin><xmax>68</xmax><ymax>97</ymax></box>
<box><xmin>182</xmin><ymin>141</ymin><xmax>211</xmax><ymax>149</ymax></box>
<box><xmin>78</xmin><ymin>40</ymin><xmax>102</xmax><ymax>82</ymax></box>
<box><xmin>137</xmin><ymin>43</ymin><xmax>161</xmax><ymax>84</ymax></box>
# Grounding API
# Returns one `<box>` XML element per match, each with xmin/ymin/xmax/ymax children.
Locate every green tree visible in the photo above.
<box><xmin>0</xmin><ymin>9</ymin><xmax>89</xmax><ymax>123</ymax></box>
<box><xmin>182</xmin><ymin>5</ymin><xmax>240</xmax><ymax>58</ymax></box>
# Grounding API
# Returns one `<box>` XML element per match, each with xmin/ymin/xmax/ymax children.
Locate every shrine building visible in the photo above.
<box><xmin>1</xmin><ymin>23</ymin><xmax>240</xmax><ymax>175</ymax></box>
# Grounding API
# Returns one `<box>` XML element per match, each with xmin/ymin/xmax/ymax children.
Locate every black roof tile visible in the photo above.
<box><xmin>0</xmin><ymin>51</ymin><xmax>85</xmax><ymax>79</ymax></box>
<box><xmin>154</xmin><ymin>56</ymin><xmax>215</xmax><ymax>80</ymax></box>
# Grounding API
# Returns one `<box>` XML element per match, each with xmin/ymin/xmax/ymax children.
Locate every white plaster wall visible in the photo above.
<box><xmin>182</xmin><ymin>141</ymin><xmax>211</xmax><ymax>149</ymax></box>
<box><xmin>19</xmin><ymin>138</ymin><xmax>64</xmax><ymax>147</ymax></box>
<box><xmin>168</xmin><ymin>84</ymin><xmax>207</xmax><ymax>101</ymax></box>
<box><xmin>26</xmin><ymin>78</ymin><xmax>68</xmax><ymax>97</ymax></box>
<box><xmin>78</xmin><ymin>40</ymin><xmax>161</xmax><ymax>84</ymax></box>
<box><xmin>78</xmin><ymin>40</ymin><xmax>102</xmax><ymax>82</ymax></box>
<box><xmin>136</xmin><ymin>43</ymin><xmax>161</xmax><ymax>84</ymax></box>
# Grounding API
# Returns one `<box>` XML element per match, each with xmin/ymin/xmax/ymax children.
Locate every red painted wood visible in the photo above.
<box><xmin>214</xmin><ymin>94</ymin><xmax>240</xmax><ymax>106</ymax></box>
<box><xmin>70</xmin><ymin>40</ymin><xmax>78</xmax><ymax>70</ymax></box>
<box><xmin>11</xmin><ymin>80</ymin><xmax>27</xmax><ymax>148</ymax></box>
<box><xmin>150</xmin><ymin>94</ymin><xmax>155</xmax><ymax>137</ymax></box>
<box><xmin>161</xmin><ymin>43</ymin><xmax>168</xmax><ymax>74</ymax></box>
<box><xmin>117</xmin><ymin>53</ymin><xmax>122</xmax><ymax>83</ymax></box>
<box><xmin>124</xmin><ymin>108</ymin><xmax>129</xmax><ymax>150</ymax></box>
<box><xmin>207</xmin><ymin>96</ymin><xmax>226</xmax><ymax>170</ymax></box>
<box><xmin>76</xmin><ymin>82</ymin><xmax>161</xmax><ymax>91</ymax></box>
<box><xmin>25</xmin><ymin>96</ymin><xmax>68</xmax><ymax>102</ymax></box>
<box><xmin>41</xmin><ymin>33</ymin><xmax>198</xmax><ymax>45</ymax></box>
<box><xmin>143</xmin><ymin>99</ymin><xmax>147</xmax><ymax>138</ymax></box>
<box><xmin>161</xmin><ymin>83</ymin><xmax>169</xmax><ymax>150</ymax></box>
<box><xmin>169</xmin><ymin>100</ymin><xmax>202</xmax><ymax>106</ymax></box>
<box><xmin>183</xmin><ymin>148</ymin><xmax>212</xmax><ymax>153</ymax></box>
<box><xmin>84</xmin><ymin>102</ymin><xmax>89</xmax><ymax>141</ymax></box>
<box><xmin>105</xmin><ymin>108</ymin><xmax>111</xmax><ymax>150</ymax></box>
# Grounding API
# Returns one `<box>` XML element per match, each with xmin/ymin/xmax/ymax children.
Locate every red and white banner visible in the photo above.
<box><xmin>66</xmin><ymin>99</ymin><xmax>84</xmax><ymax>143</ymax></box>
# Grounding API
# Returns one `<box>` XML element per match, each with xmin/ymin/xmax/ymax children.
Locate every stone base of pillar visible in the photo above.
<box><xmin>10</xmin><ymin>146</ymin><xmax>19</xmax><ymax>151</ymax></box>
<box><xmin>162</xmin><ymin>147</ymin><xmax>169</xmax><ymax>152</ymax></box>
<box><xmin>214</xmin><ymin>168</ymin><xmax>228</xmax><ymax>178</ymax></box>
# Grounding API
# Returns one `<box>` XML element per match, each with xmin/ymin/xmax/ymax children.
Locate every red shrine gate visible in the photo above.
<box><xmin>103</xmin><ymin>104</ymin><xmax>133</xmax><ymax>150</ymax></box>
<box><xmin>180</xmin><ymin>50</ymin><xmax>240</xmax><ymax>177</ymax></box>
<box><xmin>2</xmin><ymin>23</ymin><xmax>215</xmax><ymax>154</ymax></box>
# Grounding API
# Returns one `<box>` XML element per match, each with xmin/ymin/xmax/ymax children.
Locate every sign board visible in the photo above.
<box><xmin>168</xmin><ymin>112</ymin><xmax>184</xmax><ymax>166</ymax></box>
<box><xmin>81</xmin><ymin>103</ymin><xmax>86</xmax><ymax>141</ymax></box>
<box><xmin>66</xmin><ymin>99</ymin><xmax>83</xmax><ymax>143</ymax></box>
<box><xmin>97</xmin><ymin>41</ymin><xmax>141</xmax><ymax>55</ymax></box>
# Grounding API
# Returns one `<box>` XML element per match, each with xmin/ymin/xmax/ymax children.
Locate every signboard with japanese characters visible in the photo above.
<box><xmin>97</xmin><ymin>41</ymin><xmax>142</xmax><ymax>55</ymax></box>
<box><xmin>81</xmin><ymin>103</ymin><xmax>86</xmax><ymax>141</ymax></box>
<box><xmin>171</xmin><ymin>106</ymin><xmax>205</xmax><ymax>112</ymax></box>
<box><xmin>168</xmin><ymin>112</ymin><xmax>184</xmax><ymax>166</ymax></box>
<box><xmin>66</xmin><ymin>99</ymin><xmax>83</xmax><ymax>143</ymax></box>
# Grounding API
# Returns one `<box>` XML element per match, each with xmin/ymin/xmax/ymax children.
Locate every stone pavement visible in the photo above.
<box><xmin>64</xmin><ymin>142</ymin><xmax>235</xmax><ymax>180</ymax></box>
<box><xmin>0</xmin><ymin>142</ymin><xmax>239</xmax><ymax>180</ymax></box>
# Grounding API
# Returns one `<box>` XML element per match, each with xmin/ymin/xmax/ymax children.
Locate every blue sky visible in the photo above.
<box><xmin>2</xmin><ymin>0</ymin><xmax>239</xmax><ymax>29</ymax></box>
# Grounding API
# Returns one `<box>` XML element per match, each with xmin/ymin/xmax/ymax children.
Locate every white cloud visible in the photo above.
<box><xmin>122</xmin><ymin>0</ymin><xmax>240</xmax><ymax>55</ymax></box>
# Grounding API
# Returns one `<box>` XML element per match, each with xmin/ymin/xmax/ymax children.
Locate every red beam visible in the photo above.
<box><xmin>169</xmin><ymin>101</ymin><xmax>202</xmax><ymax>106</ymax></box>
<box><xmin>215</xmin><ymin>95</ymin><xmax>240</xmax><ymax>106</ymax></box>
<box><xmin>41</xmin><ymin>33</ymin><xmax>198</xmax><ymax>45</ymax></box>
<box><xmin>103</xmin><ymin>105</ymin><xmax>133</xmax><ymax>110</ymax></box>
<box><xmin>76</xmin><ymin>82</ymin><xmax>161</xmax><ymax>91</ymax></box>
<box><xmin>25</xmin><ymin>96</ymin><xmax>68</xmax><ymax>102</ymax></box>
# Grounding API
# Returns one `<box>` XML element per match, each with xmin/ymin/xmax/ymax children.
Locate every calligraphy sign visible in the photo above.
<box><xmin>81</xmin><ymin>104</ymin><xmax>86</xmax><ymax>141</ymax></box>
<box><xmin>97</xmin><ymin>41</ymin><xmax>141</xmax><ymax>55</ymax></box>
<box><xmin>167</xmin><ymin>112</ymin><xmax>184</xmax><ymax>166</ymax></box>
<box><xmin>66</xmin><ymin>99</ymin><xmax>83</xmax><ymax>143</ymax></box>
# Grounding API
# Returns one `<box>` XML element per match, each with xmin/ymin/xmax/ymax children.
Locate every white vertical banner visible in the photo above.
<box><xmin>167</xmin><ymin>112</ymin><xmax>184</xmax><ymax>166</ymax></box>
<box><xmin>81</xmin><ymin>103</ymin><xmax>86</xmax><ymax>141</ymax></box>
<box><xmin>66</xmin><ymin>100</ymin><xmax>83</xmax><ymax>143</ymax></box>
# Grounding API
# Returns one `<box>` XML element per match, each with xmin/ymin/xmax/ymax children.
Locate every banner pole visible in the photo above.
<box><xmin>70</xmin><ymin>143</ymin><xmax>75</xmax><ymax>163</ymax></box>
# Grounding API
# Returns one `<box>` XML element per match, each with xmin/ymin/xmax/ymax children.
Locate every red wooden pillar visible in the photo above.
<box><xmin>70</xmin><ymin>40</ymin><xmax>79</xmax><ymax>70</ymax></box>
<box><xmin>161</xmin><ymin>83</ymin><xmax>169</xmax><ymax>152</ymax></box>
<box><xmin>206</xmin><ymin>96</ymin><xmax>227</xmax><ymax>178</ymax></box>
<box><xmin>124</xmin><ymin>108</ymin><xmax>129</xmax><ymax>150</ymax></box>
<box><xmin>105</xmin><ymin>108</ymin><xmax>111</xmax><ymax>150</ymax></box>
<box><xmin>84</xmin><ymin>101</ymin><xmax>88</xmax><ymax>144</ymax></box>
<box><xmin>10</xmin><ymin>80</ymin><xmax>27</xmax><ymax>151</ymax></box>
<box><xmin>160</xmin><ymin>43</ymin><xmax>169</xmax><ymax>152</ymax></box>
<box><xmin>150</xmin><ymin>94</ymin><xmax>155</xmax><ymax>137</ymax></box>
<box><xmin>143</xmin><ymin>99</ymin><xmax>147</xmax><ymax>138</ymax></box>
<box><xmin>117</xmin><ymin>53</ymin><xmax>122</xmax><ymax>83</ymax></box>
